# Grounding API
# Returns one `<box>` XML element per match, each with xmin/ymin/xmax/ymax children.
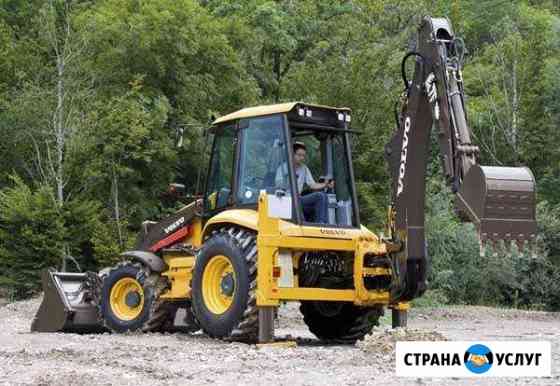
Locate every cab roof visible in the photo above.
<box><xmin>212</xmin><ymin>102</ymin><xmax>351</xmax><ymax>125</ymax></box>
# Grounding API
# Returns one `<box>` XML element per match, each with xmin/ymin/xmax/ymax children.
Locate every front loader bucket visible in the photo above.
<box><xmin>455</xmin><ymin>165</ymin><xmax>537</xmax><ymax>246</ymax></box>
<box><xmin>31</xmin><ymin>268</ymin><xmax>104</xmax><ymax>333</ymax></box>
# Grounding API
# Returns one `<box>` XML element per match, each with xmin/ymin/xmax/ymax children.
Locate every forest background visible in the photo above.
<box><xmin>0</xmin><ymin>0</ymin><xmax>559</xmax><ymax>310</ymax></box>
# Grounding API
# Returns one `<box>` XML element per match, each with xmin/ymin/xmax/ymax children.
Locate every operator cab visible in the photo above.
<box><xmin>204</xmin><ymin>102</ymin><xmax>359</xmax><ymax>228</ymax></box>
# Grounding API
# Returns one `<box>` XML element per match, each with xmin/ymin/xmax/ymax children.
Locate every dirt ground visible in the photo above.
<box><xmin>0</xmin><ymin>298</ymin><xmax>559</xmax><ymax>386</ymax></box>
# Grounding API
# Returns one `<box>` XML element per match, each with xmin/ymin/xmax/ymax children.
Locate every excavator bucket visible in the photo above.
<box><xmin>31</xmin><ymin>268</ymin><xmax>104</xmax><ymax>333</ymax></box>
<box><xmin>455</xmin><ymin>165</ymin><xmax>537</xmax><ymax>248</ymax></box>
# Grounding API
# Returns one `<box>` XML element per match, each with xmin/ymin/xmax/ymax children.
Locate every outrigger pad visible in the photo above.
<box><xmin>455</xmin><ymin>165</ymin><xmax>537</xmax><ymax>247</ymax></box>
<box><xmin>31</xmin><ymin>268</ymin><xmax>104</xmax><ymax>333</ymax></box>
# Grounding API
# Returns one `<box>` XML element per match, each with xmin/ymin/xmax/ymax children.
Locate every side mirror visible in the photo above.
<box><xmin>168</xmin><ymin>183</ymin><xmax>186</xmax><ymax>196</ymax></box>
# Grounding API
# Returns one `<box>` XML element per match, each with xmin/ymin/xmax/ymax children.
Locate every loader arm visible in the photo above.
<box><xmin>385</xmin><ymin>17</ymin><xmax>537</xmax><ymax>302</ymax></box>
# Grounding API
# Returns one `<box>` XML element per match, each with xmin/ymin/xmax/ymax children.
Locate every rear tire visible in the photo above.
<box><xmin>191</xmin><ymin>227</ymin><xmax>258</xmax><ymax>341</ymax></box>
<box><xmin>300</xmin><ymin>301</ymin><xmax>383</xmax><ymax>344</ymax></box>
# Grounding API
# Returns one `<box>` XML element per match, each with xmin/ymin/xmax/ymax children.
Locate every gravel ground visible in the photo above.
<box><xmin>0</xmin><ymin>297</ymin><xmax>559</xmax><ymax>386</ymax></box>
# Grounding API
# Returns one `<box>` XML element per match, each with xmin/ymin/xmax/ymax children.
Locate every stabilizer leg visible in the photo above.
<box><xmin>258</xmin><ymin>306</ymin><xmax>275</xmax><ymax>343</ymax></box>
<box><xmin>391</xmin><ymin>303</ymin><xmax>410</xmax><ymax>328</ymax></box>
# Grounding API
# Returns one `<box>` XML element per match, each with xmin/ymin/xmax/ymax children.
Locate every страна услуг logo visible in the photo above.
<box><xmin>464</xmin><ymin>344</ymin><xmax>494</xmax><ymax>374</ymax></box>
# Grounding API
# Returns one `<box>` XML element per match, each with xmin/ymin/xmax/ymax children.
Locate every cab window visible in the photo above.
<box><xmin>205</xmin><ymin>125</ymin><xmax>235</xmax><ymax>212</ymax></box>
<box><xmin>237</xmin><ymin>115</ymin><xmax>288</xmax><ymax>205</ymax></box>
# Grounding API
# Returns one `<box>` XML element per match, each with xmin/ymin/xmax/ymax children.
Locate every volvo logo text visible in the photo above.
<box><xmin>396</xmin><ymin>116</ymin><xmax>412</xmax><ymax>197</ymax></box>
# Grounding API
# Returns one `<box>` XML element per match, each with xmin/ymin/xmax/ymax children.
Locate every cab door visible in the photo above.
<box><xmin>204</xmin><ymin>125</ymin><xmax>236</xmax><ymax>213</ymax></box>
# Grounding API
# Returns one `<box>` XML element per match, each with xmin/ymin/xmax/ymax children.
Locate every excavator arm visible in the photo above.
<box><xmin>385</xmin><ymin>17</ymin><xmax>537</xmax><ymax>302</ymax></box>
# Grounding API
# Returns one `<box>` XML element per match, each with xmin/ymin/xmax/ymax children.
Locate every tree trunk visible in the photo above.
<box><xmin>54</xmin><ymin>13</ymin><xmax>67</xmax><ymax>269</ymax></box>
<box><xmin>55</xmin><ymin>56</ymin><xmax>65</xmax><ymax>206</ymax></box>
<box><xmin>273</xmin><ymin>49</ymin><xmax>281</xmax><ymax>102</ymax></box>
<box><xmin>511</xmin><ymin>55</ymin><xmax>518</xmax><ymax>155</ymax></box>
<box><xmin>112</xmin><ymin>164</ymin><xmax>124</xmax><ymax>248</ymax></box>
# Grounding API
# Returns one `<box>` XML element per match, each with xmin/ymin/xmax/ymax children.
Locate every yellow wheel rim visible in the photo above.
<box><xmin>202</xmin><ymin>255</ymin><xmax>236</xmax><ymax>314</ymax></box>
<box><xmin>110</xmin><ymin>277</ymin><xmax>145</xmax><ymax>321</ymax></box>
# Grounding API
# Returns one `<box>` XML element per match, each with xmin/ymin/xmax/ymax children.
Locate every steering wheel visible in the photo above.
<box><xmin>319</xmin><ymin>176</ymin><xmax>335</xmax><ymax>194</ymax></box>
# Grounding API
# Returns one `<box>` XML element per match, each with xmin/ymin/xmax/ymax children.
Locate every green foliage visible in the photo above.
<box><xmin>75</xmin><ymin>0</ymin><xmax>258</xmax><ymax>120</ymax></box>
<box><xmin>72</xmin><ymin>0</ymin><xmax>260</xmax><ymax>203</ymax></box>
<box><xmin>412</xmin><ymin>289</ymin><xmax>450</xmax><ymax>308</ymax></box>
<box><xmin>90</xmin><ymin>213</ymin><xmax>134</xmax><ymax>268</ymax></box>
<box><xmin>0</xmin><ymin>0</ymin><xmax>558</xmax><ymax>309</ymax></box>
<box><xmin>425</xmin><ymin>180</ymin><xmax>560</xmax><ymax>310</ymax></box>
<box><xmin>0</xmin><ymin>177</ymin><xmax>65</xmax><ymax>298</ymax></box>
<box><xmin>465</xmin><ymin>3</ymin><xmax>560</xmax><ymax>176</ymax></box>
<box><xmin>536</xmin><ymin>201</ymin><xmax>560</xmax><ymax>264</ymax></box>
<box><xmin>76</xmin><ymin>84</ymin><xmax>176</xmax><ymax>225</ymax></box>
<box><xmin>0</xmin><ymin>176</ymin><xmax>102</xmax><ymax>297</ymax></box>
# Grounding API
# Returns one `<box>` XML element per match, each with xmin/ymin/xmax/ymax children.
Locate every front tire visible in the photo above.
<box><xmin>100</xmin><ymin>262</ymin><xmax>168</xmax><ymax>333</ymax></box>
<box><xmin>191</xmin><ymin>227</ymin><xmax>258</xmax><ymax>340</ymax></box>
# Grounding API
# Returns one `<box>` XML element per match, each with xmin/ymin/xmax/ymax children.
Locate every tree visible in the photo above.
<box><xmin>77</xmin><ymin>84</ymin><xmax>174</xmax><ymax>245</ymax></box>
<box><xmin>0</xmin><ymin>177</ymin><xmax>64</xmax><ymax>298</ymax></box>
<box><xmin>75</xmin><ymin>0</ymin><xmax>258</xmax><ymax>197</ymax></box>
<box><xmin>206</xmin><ymin>0</ymin><xmax>355</xmax><ymax>102</ymax></box>
<box><xmin>466</xmin><ymin>4</ymin><xmax>560</xmax><ymax>180</ymax></box>
<box><xmin>278</xmin><ymin>0</ymin><xmax>427</xmax><ymax>227</ymax></box>
<box><xmin>35</xmin><ymin>0</ymin><xmax>93</xmax><ymax>269</ymax></box>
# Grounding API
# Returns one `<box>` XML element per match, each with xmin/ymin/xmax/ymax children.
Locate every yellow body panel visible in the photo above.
<box><xmin>160</xmin><ymin>254</ymin><xmax>196</xmax><ymax>300</ymax></box>
<box><xmin>260</xmin><ymin>234</ymin><xmax>355</xmax><ymax>251</ymax></box>
<box><xmin>390</xmin><ymin>302</ymin><xmax>411</xmax><ymax>311</ymax></box>
<box><xmin>203</xmin><ymin>209</ymin><xmax>259</xmax><ymax>236</ymax></box>
<box><xmin>270</xmin><ymin>288</ymin><xmax>389</xmax><ymax>302</ymax></box>
<box><xmin>362</xmin><ymin>267</ymin><xmax>391</xmax><ymax>276</ymax></box>
<box><xmin>251</xmin><ymin>192</ymin><xmax>400</xmax><ymax>307</ymax></box>
<box><xmin>172</xmin><ymin>192</ymin><xmax>408</xmax><ymax>310</ymax></box>
<box><xmin>185</xmin><ymin>217</ymin><xmax>203</xmax><ymax>248</ymax></box>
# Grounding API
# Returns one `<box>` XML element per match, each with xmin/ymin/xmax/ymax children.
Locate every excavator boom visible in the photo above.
<box><xmin>385</xmin><ymin>17</ymin><xmax>537</xmax><ymax>302</ymax></box>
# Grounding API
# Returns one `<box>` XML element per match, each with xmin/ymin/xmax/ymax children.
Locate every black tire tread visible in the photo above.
<box><xmin>300</xmin><ymin>301</ymin><xmax>383</xmax><ymax>344</ymax></box>
<box><xmin>192</xmin><ymin>226</ymin><xmax>258</xmax><ymax>341</ymax></box>
<box><xmin>99</xmin><ymin>261</ymin><xmax>171</xmax><ymax>333</ymax></box>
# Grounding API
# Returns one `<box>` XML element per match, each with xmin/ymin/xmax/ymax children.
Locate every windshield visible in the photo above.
<box><xmin>237</xmin><ymin>115</ymin><xmax>288</xmax><ymax>205</ymax></box>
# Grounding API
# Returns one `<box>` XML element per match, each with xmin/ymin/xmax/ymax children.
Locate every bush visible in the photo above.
<box><xmin>412</xmin><ymin>289</ymin><xmax>449</xmax><ymax>308</ymax></box>
<box><xmin>425</xmin><ymin>181</ymin><xmax>560</xmax><ymax>310</ymax></box>
<box><xmin>91</xmin><ymin>213</ymin><xmax>135</xmax><ymax>268</ymax></box>
<box><xmin>0</xmin><ymin>177</ymin><xmax>66</xmax><ymax>298</ymax></box>
<box><xmin>0</xmin><ymin>176</ymin><xmax>110</xmax><ymax>299</ymax></box>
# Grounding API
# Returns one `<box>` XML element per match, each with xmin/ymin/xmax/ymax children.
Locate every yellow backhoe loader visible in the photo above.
<box><xmin>32</xmin><ymin>17</ymin><xmax>537</xmax><ymax>343</ymax></box>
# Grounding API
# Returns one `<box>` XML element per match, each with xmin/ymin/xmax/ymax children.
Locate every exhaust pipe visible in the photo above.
<box><xmin>31</xmin><ymin>268</ymin><xmax>105</xmax><ymax>333</ymax></box>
